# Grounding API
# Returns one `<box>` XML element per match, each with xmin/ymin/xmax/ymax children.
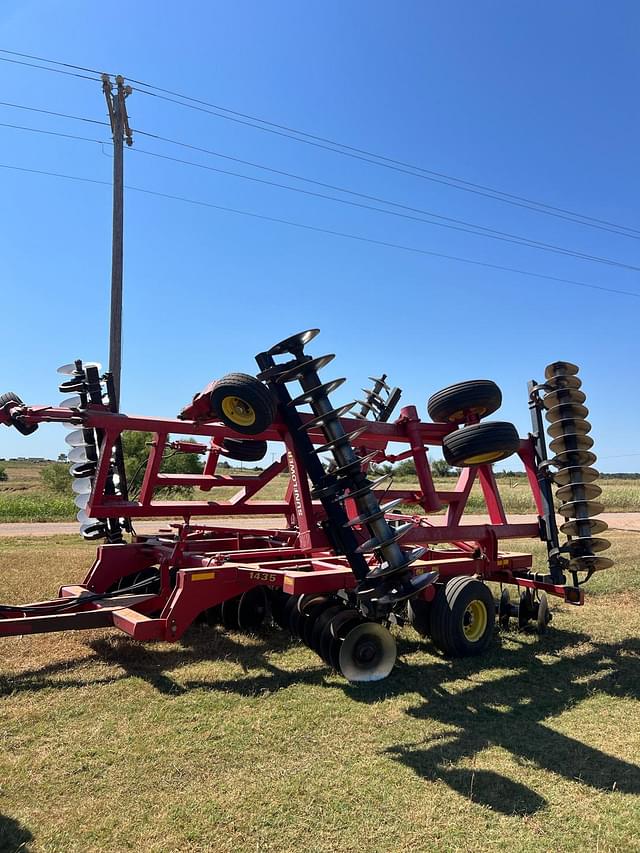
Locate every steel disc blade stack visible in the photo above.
<box><xmin>542</xmin><ymin>361</ymin><xmax>612</xmax><ymax>577</ymax></box>
<box><xmin>263</xmin><ymin>329</ymin><xmax>438</xmax><ymax>610</ymax></box>
<box><xmin>56</xmin><ymin>358</ymin><xmax>114</xmax><ymax>541</ymax></box>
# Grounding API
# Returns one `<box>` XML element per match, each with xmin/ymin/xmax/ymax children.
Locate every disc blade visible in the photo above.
<box><xmin>57</xmin><ymin>361</ymin><xmax>101</xmax><ymax>374</ymax></box>
<box><xmin>237</xmin><ymin>586</ymin><xmax>269</xmax><ymax>631</ymax></box>
<box><xmin>325</xmin><ymin>610</ymin><xmax>362</xmax><ymax>668</ymax></box>
<box><xmin>74</xmin><ymin>493</ymin><xmax>89</xmax><ymax>509</ymax></box>
<box><xmin>395</xmin><ymin>571</ymin><xmax>440</xmax><ymax>602</ymax></box>
<box><xmin>549</xmin><ymin>433</ymin><xmax>594</xmax><ymax>455</ymax></box>
<box><xmin>546</xmin><ymin>374</ymin><xmax>582</xmax><ymax>391</ymax></box>
<box><xmin>267</xmin><ymin>329</ymin><xmax>320</xmax><ymax>356</ymax></box>
<box><xmin>60</xmin><ymin>395</ymin><xmax>83</xmax><ymax>408</ymax></box>
<box><xmin>555</xmin><ymin>481</ymin><xmax>602</xmax><ymax>502</ymax></box>
<box><xmin>547</xmin><ymin>418</ymin><xmax>592</xmax><ymax>439</ymax></box>
<box><xmin>70</xmin><ymin>462</ymin><xmax>96</xmax><ymax>479</ymax></box>
<box><xmin>77</xmin><ymin>509</ymin><xmax>98</xmax><ymax>524</ymax></box>
<box><xmin>278</xmin><ymin>354</ymin><xmax>336</xmax><ymax>383</ymax></box>
<box><xmin>289</xmin><ymin>378</ymin><xmax>346</xmax><ymax>406</ymax></box>
<box><xmin>557</xmin><ymin>498</ymin><xmax>604</xmax><ymax>518</ymax></box>
<box><xmin>68</xmin><ymin>446</ymin><xmax>88</xmax><ymax>463</ymax></box>
<box><xmin>65</xmin><ymin>429</ymin><xmax>87</xmax><ymax>447</ymax></box>
<box><xmin>545</xmin><ymin>361</ymin><xmax>579</xmax><ymax>380</ymax></box>
<box><xmin>560</xmin><ymin>517</ymin><xmax>608</xmax><ymax>537</ymax></box>
<box><xmin>313</xmin><ymin>425</ymin><xmax>369</xmax><ymax>454</ymax></box>
<box><xmin>301</xmin><ymin>402</ymin><xmax>354</xmax><ymax>431</ymax></box>
<box><xmin>551</xmin><ymin>450</ymin><xmax>597</xmax><ymax>468</ymax></box>
<box><xmin>80</xmin><ymin>521</ymin><xmax>105</xmax><ymax>537</ymax></box>
<box><xmin>561</xmin><ymin>536</ymin><xmax>611</xmax><ymax>556</ymax></box>
<box><xmin>58</xmin><ymin>379</ymin><xmax>85</xmax><ymax>393</ymax></box>
<box><xmin>355</xmin><ymin>521</ymin><xmax>415</xmax><ymax>554</ymax></box>
<box><xmin>220</xmin><ymin>596</ymin><xmax>241</xmax><ymax>629</ymax></box>
<box><xmin>569</xmin><ymin>555</ymin><xmax>614</xmax><ymax>573</ymax></box>
<box><xmin>344</xmin><ymin>498</ymin><xmax>405</xmax><ymax>528</ymax></box>
<box><xmin>545</xmin><ymin>403</ymin><xmax>589</xmax><ymax>423</ymax></box>
<box><xmin>72</xmin><ymin>477</ymin><xmax>93</xmax><ymax>495</ymax></box>
<box><xmin>543</xmin><ymin>388</ymin><xmax>587</xmax><ymax>409</ymax></box>
<box><xmin>338</xmin><ymin>622</ymin><xmax>397</xmax><ymax>682</ymax></box>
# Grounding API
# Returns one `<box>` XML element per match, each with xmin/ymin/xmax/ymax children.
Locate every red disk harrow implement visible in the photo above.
<box><xmin>0</xmin><ymin>330</ymin><xmax>612</xmax><ymax>681</ymax></box>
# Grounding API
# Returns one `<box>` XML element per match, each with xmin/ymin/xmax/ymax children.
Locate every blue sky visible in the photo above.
<box><xmin>1</xmin><ymin>1</ymin><xmax>639</xmax><ymax>470</ymax></box>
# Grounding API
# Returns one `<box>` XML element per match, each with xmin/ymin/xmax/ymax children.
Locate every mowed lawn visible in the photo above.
<box><xmin>0</xmin><ymin>532</ymin><xmax>639</xmax><ymax>852</ymax></box>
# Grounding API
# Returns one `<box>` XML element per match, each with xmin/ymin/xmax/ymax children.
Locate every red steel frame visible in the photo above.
<box><xmin>0</xmin><ymin>398</ymin><xmax>582</xmax><ymax>642</ymax></box>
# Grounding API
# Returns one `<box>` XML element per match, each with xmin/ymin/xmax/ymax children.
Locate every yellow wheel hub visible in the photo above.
<box><xmin>221</xmin><ymin>396</ymin><xmax>256</xmax><ymax>427</ymax></box>
<box><xmin>462</xmin><ymin>599</ymin><xmax>488</xmax><ymax>642</ymax></box>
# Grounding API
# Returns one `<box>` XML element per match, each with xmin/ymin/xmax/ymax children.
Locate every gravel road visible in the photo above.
<box><xmin>1</xmin><ymin>513</ymin><xmax>638</xmax><ymax>537</ymax></box>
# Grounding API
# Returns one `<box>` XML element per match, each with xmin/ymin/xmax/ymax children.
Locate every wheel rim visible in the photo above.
<box><xmin>448</xmin><ymin>405</ymin><xmax>488</xmax><ymax>422</ymax></box>
<box><xmin>462</xmin><ymin>600</ymin><xmax>488</xmax><ymax>642</ymax></box>
<box><xmin>221</xmin><ymin>395</ymin><xmax>256</xmax><ymax>427</ymax></box>
<box><xmin>462</xmin><ymin>450</ymin><xmax>504</xmax><ymax>464</ymax></box>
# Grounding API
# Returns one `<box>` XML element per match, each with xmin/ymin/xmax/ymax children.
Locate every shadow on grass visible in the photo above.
<box><xmin>342</xmin><ymin>629</ymin><xmax>640</xmax><ymax>815</ymax></box>
<box><xmin>88</xmin><ymin>625</ymin><xmax>320</xmax><ymax>696</ymax></box>
<box><xmin>0</xmin><ymin>814</ymin><xmax>33</xmax><ymax>852</ymax></box>
<box><xmin>0</xmin><ymin>624</ymin><xmax>319</xmax><ymax>698</ymax></box>
<box><xmin>3</xmin><ymin>621</ymin><xmax>640</xmax><ymax>817</ymax></box>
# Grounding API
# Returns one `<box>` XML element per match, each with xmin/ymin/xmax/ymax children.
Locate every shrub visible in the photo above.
<box><xmin>40</xmin><ymin>462</ymin><xmax>72</xmax><ymax>495</ymax></box>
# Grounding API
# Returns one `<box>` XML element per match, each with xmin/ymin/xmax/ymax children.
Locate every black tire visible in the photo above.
<box><xmin>443</xmin><ymin>421</ymin><xmax>520</xmax><ymax>467</ymax></box>
<box><xmin>430</xmin><ymin>577</ymin><xmax>495</xmax><ymax>656</ymax></box>
<box><xmin>221</xmin><ymin>438</ymin><xmax>268</xmax><ymax>462</ymax></box>
<box><xmin>209</xmin><ymin>373</ymin><xmax>276</xmax><ymax>436</ymax></box>
<box><xmin>427</xmin><ymin>380</ymin><xmax>502</xmax><ymax>424</ymax></box>
<box><xmin>0</xmin><ymin>392</ymin><xmax>38</xmax><ymax>435</ymax></box>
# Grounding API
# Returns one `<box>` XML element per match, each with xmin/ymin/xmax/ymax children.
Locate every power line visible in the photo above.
<box><xmin>135</xmin><ymin>129</ymin><xmax>640</xmax><ymax>262</ymax></box>
<box><xmin>131</xmin><ymin>86</ymin><xmax>640</xmax><ymax>241</ymax></box>
<box><xmin>0</xmin><ymin>99</ymin><xmax>109</xmax><ymax>127</ymax></box>
<box><xmin>130</xmin><ymin>146</ymin><xmax>640</xmax><ymax>273</ymax></box>
<box><xmin>2</xmin><ymin>46</ymin><xmax>638</xmax><ymax>240</ymax></box>
<box><xmin>0</xmin><ymin>121</ymin><xmax>106</xmax><ymax>146</ymax></box>
<box><xmin>0</xmin><ymin>48</ymin><xmax>105</xmax><ymax>77</ymax></box>
<box><xmin>0</xmin><ymin>54</ymin><xmax>99</xmax><ymax>82</ymax></box>
<box><xmin>2</xmin><ymin>160</ymin><xmax>639</xmax><ymax>300</ymax></box>
<box><xmin>2</xmin><ymin>109</ymin><xmax>638</xmax><ymax>272</ymax></box>
<box><xmin>600</xmin><ymin>452</ymin><xmax>640</xmax><ymax>459</ymax></box>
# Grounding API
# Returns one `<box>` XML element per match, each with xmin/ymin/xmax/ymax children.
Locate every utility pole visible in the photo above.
<box><xmin>102</xmin><ymin>74</ymin><xmax>133</xmax><ymax>410</ymax></box>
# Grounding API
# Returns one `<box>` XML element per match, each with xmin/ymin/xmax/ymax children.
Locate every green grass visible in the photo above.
<box><xmin>0</xmin><ymin>532</ymin><xmax>639</xmax><ymax>851</ymax></box>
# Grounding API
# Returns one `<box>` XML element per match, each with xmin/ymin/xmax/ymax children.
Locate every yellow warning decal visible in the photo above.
<box><xmin>283</xmin><ymin>576</ymin><xmax>295</xmax><ymax>591</ymax></box>
<box><xmin>193</xmin><ymin>571</ymin><xmax>216</xmax><ymax>582</ymax></box>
